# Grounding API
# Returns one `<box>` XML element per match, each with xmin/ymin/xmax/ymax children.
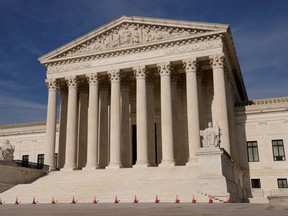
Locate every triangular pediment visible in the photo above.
<box><xmin>39</xmin><ymin>16</ymin><xmax>228</xmax><ymax>63</ymax></box>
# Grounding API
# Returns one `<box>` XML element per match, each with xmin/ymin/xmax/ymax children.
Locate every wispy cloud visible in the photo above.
<box><xmin>0</xmin><ymin>80</ymin><xmax>33</xmax><ymax>91</ymax></box>
<box><xmin>0</xmin><ymin>94</ymin><xmax>47</xmax><ymax>124</ymax></box>
<box><xmin>0</xmin><ymin>94</ymin><xmax>46</xmax><ymax>110</ymax></box>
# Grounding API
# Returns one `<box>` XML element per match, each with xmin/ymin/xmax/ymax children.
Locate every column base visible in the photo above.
<box><xmin>159</xmin><ymin>159</ymin><xmax>175</xmax><ymax>167</ymax></box>
<box><xmin>133</xmin><ymin>160</ymin><xmax>149</xmax><ymax>168</ymax></box>
<box><xmin>107</xmin><ymin>162</ymin><xmax>122</xmax><ymax>169</ymax></box>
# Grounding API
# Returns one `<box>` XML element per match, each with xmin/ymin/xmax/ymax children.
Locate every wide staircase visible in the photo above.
<box><xmin>1</xmin><ymin>166</ymin><xmax>226</xmax><ymax>204</ymax></box>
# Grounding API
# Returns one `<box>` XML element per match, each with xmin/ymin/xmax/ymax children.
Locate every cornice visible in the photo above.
<box><xmin>236</xmin><ymin>97</ymin><xmax>288</xmax><ymax>107</ymax></box>
<box><xmin>235</xmin><ymin>97</ymin><xmax>288</xmax><ymax>115</ymax></box>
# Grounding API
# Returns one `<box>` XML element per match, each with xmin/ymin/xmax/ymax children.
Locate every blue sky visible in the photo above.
<box><xmin>0</xmin><ymin>0</ymin><xmax>287</xmax><ymax>124</ymax></box>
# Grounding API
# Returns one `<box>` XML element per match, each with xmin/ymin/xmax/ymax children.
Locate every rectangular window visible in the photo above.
<box><xmin>37</xmin><ymin>154</ymin><xmax>44</xmax><ymax>169</ymax></box>
<box><xmin>272</xmin><ymin>140</ymin><xmax>286</xmax><ymax>161</ymax></box>
<box><xmin>277</xmin><ymin>178</ymin><xmax>288</xmax><ymax>188</ymax></box>
<box><xmin>247</xmin><ymin>141</ymin><xmax>259</xmax><ymax>162</ymax></box>
<box><xmin>251</xmin><ymin>179</ymin><xmax>261</xmax><ymax>188</ymax></box>
<box><xmin>22</xmin><ymin>155</ymin><xmax>29</xmax><ymax>167</ymax></box>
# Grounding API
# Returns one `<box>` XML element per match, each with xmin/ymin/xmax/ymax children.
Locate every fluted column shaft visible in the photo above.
<box><xmin>183</xmin><ymin>58</ymin><xmax>201</xmax><ymax>164</ymax></box>
<box><xmin>210</xmin><ymin>54</ymin><xmax>230</xmax><ymax>154</ymax></box>
<box><xmin>63</xmin><ymin>76</ymin><xmax>78</xmax><ymax>170</ymax></box>
<box><xmin>134</xmin><ymin>66</ymin><xmax>149</xmax><ymax>167</ymax></box>
<box><xmin>107</xmin><ymin>70</ymin><xmax>122</xmax><ymax>168</ymax></box>
<box><xmin>85</xmin><ymin>73</ymin><xmax>99</xmax><ymax>169</ymax></box>
<box><xmin>157</xmin><ymin>63</ymin><xmax>175</xmax><ymax>166</ymax></box>
<box><xmin>45</xmin><ymin>78</ymin><xmax>57</xmax><ymax>170</ymax></box>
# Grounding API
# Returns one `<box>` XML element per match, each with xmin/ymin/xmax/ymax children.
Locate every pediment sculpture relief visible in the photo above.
<box><xmin>60</xmin><ymin>23</ymin><xmax>208</xmax><ymax>58</ymax></box>
<box><xmin>0</xmin><ymin>139</ymin><xmax>15</xmax><ymax>162</ymax></box>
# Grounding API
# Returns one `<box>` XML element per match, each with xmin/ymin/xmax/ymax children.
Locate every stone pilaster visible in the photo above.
<box><xmin>63</xmin><ymin>76</ymin><xmax>78</xmax><ymax>170</ymax></box>
<box><xmin>107</xmin><ymin>70</ymin><xmax>122</xmax><ymax>168</ymax></box>
<box><xmin>133</xmin><ymin>65</ymin><xmax>149</xmax><ymax>167</ymax></box>
<box><xmin>183</xmin><ymin>58</ymin><xmax>201</xmax><ymax>165</ymax></box>
<box><xmin>45</xmin><ymin>78</ymin><xmax>58</xmax><ymax>170</ymax></box>
<box><xmin>157</xmin><ymin>62</ymin><xmax>175</xmax><ymax>166</ymax></box>
<box><xmin>209</xmin><ymin>53</ymin><xmax>230</xmax><ymax>154</ymax></box>
<box><xmin>84</xmin><ymin>73</ymin><xmax>99</xmax><ymax>169</ymax></box>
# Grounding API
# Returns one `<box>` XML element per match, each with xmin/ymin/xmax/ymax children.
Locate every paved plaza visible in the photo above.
<box><xmin>0</xmin><ymin>203</ymin><xmax>287</xmax><ymax>216</ymax></box>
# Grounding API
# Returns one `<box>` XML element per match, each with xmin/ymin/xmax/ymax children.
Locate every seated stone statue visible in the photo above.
<box><xmin>200</xmin><ymin>122</ymin><xmax>221</xmax><ymax>148</ymax></box>
<box><xmin>0</xmin><ymin>139</ymin><xmax>15</xmax><ymax>161</ymax></box>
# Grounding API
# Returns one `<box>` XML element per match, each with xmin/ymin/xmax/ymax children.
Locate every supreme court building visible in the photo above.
<box><xmin>1</xmin><ymin>16</ymin><xmax>288</xmax><ymax>203</ymax></box>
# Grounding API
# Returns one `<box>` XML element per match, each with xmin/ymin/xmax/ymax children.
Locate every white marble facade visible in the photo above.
<box><xmin>40</xmin><ymin>16</ymin><xmax>243</xmax><ymax>171</ymax></box>
<box><xmin>0</xmin><ymin>16</ymin><xmax>287</xmax><ymax>202</ymax></box>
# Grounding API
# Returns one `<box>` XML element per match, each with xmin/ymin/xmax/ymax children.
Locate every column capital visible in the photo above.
<box><xmin>182</xmin><ymin>58</ymin><xmax>198</xmax><ymax>73</ymax></box>
<box><xmin>86</xmin><ymin>73</ymin><xmax>99</xmax><ymax>86</ymax></box>
<box><xmin>108</xmin><ymin>69</ymin><xmax>121</xmax><ymax>83</ymax></box>
<box><xmin>45</xmin><ymin>78</ymin><xmax>57</xmax><ymax>91</ymax></box>
<box><xmin>209</xmin><ymin>53</ymin><xmax>225</xmax><ymax>69</ymax></box>
<box><xmin>133</xmin><ymin>65</ymin><xmax>147</xmax><ymax>79</ymax></box>
<box><xmin>157</xmin><ymin>62</ymin><xmax>172</xmax><ymax>76</ymax></box>
<box><xmin>65</xmin><ymin>76</ymin><xmax>78</xmax><ymax>88</ymax></box>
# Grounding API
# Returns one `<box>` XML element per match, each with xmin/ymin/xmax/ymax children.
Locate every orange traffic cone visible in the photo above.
<box><xmin>133</xmin><ymin>195</ymin><xmax>139</xmax><ymax>203</ymax></box>
<box><xmin>0</xmin><ymin>198</ymin><xmax>4</xmax><ymax>205</ymax></box>
<box><xmin>208</xmin><ymin>195</ymin><xmax>213</xmax><ymax>203</ymax></box>
<box><xmin>32</xmin><ymin>197</ymin><xmax>37</xmax><ymax>204</ymax></box>
<box><xmin>155</xmin><ymin>195</ymin><xmax>160</xmax><ymax>203</ymax></box>
<box><xmin>71</xmin><ymin>196</ymin><xmax>77</xmax><ymax>204</ymax></box>
<box><xmin>15</xmin><ymin>197</ymin><xmax>20</xmax><ymax>205</ymax></box>
<box><xmin>192</xmin><ymin>195</ymin><xmax>196</xmax><ymax>203</ymax></box>
<box><xmin>114</xmin><ymin>195</ymin><xmax>119</xmax><ymax>204</ymax></box>
<box><xmin>92</xmin><ymin>196</ymin><xmax>98</xmax><ymax>204</ymax></box>
<box><xmin>51</xmin><ymin>197</ymin><xmax>56</xmax><ymax>204</ymax></box>
<box><xmin>175</xmin><ymin>195</ymin><xmax>180</xmax><ymax>203</ymax></box>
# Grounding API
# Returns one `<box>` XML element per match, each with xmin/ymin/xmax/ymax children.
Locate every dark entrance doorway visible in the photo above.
<box><xmin>132</xmin><ymin>124</ymin><xmax>137</xmax><ymax>165</ymax></box>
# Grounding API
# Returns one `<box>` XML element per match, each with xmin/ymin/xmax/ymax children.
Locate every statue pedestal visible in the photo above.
<box><xmin>196</xmin><ymin>147</ymin><xmax>243</xmax><ymax>202</ymax></box>
<box><xmin>196</xmin><ymin>147</ymin><xmax>223</xmax><ymax>176</ymax></box>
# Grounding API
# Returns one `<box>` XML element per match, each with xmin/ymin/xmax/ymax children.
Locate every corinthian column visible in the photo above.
<box><xmin>157</xmin><ymin>62</ymin><xmax>175</xmax><ymax>166</ymax></box>
<box><xmin>133</xmin><ymin>65</ymin><xmax>149</xmax><ymax>167</ymax></box>
<box><xmin>183</xmin><ymin>58</ymin><xmax>201</xmax><ymax>165</ymax></box>
<box><xmin>63</xmin><ymin>76</ymin><xmax>78</xmax><ymax>170</ymax></box>
<box><xmin>107</xmin><ymin>70</ymin><xmax>122</xmax><ymax>168</ymax></box>
<box><xmin>45</xmin><ymin>78</ymin><xmax>57</xmax><ymax>170</ymax></box>
<box><xmin>84</xmin><ymin>73</ymin><xmax>99</xmax><ymax>169</ymax></box>
<box><xmin>210</xmin><ymin>54</ymin><xmax>230</xmax><ymax>154</ymax></box>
